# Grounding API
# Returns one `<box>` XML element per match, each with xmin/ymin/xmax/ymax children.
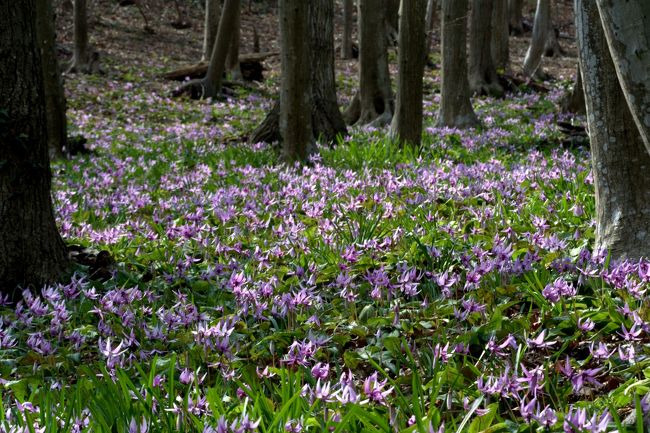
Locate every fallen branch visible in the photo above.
<box><xmin>161</xmin><ymin>52</ymin><xmax>279</xmax><ymax>81</ymax></box>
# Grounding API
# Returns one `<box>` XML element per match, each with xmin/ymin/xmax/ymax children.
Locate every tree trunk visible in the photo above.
<box><xmin>202</xmin><ymin>0</ymin><xmax>239</xmax><ymax>98</ymax></box>
<box><xmin>437</xmin><ymin>0</ymin><xmax>479</xmax><ymax>128</ymax></box>
<box><xmin>576</xmin><ymin>0</ymin><xmax>650</xmax><ymax>260</ymax></box>
<box><xmin>596</xmin><ymin>0</ymin><xmax>650</xmax><ymax>154</ymax></box>
<box><xmin>491</xmin><ymin>0</ymin><xmax>509</xmax><ymax>71</ymax></box>
<box><xmin>508</xmin><ymin>0</ymin><xmax>524</xmax><ymax>35</ymax></box>
<box><xmin>385</xmin><ymin>0</ymin><xmax>400</xmax><ymax>46</ymax></box>
<box><xmin>560</xmin><ymin>65</ymin><xmax>585</xmax><ymax>115</ymax></box>
<box><xmin>279</xmin><ymin>0</ymin><xmax>314</xmax><ymax>162</ymax></box>
<box><xmin>251</xmin><ymin>0</ymin><xmax>347</xmax><ymax>145</ymax></box>
<box><xmin>523</xmin><ymin>0</ymin><xmax>550</xmax><ymax>78</ymax></box>
<box><xmin>542</xmin><ymin>1</ymin><xmax>562</xmax><ymax>57</ymax></box>
<box><xmin>68</xmin><ymin>0</ymin><xmax>94</xmax><ymax>73</ymax></box>
<box><xmin>468</xmin><ymin>0</ymin><xmax>503</xmax><ymax>96</ymax></box>
<box><xmin>0</xmin><ymin>1</ymin><xmax>70</xmax><ymax>299</ymax></box>
<box><xmin>391</xmin><ymin>0</ymin><xmax>426</xmax><ymax>146</ymax></box>
<box><xmin>309</xmin><ymin>0</ymin><xmax>348</xmax><ymax>143</ymax></box>
<box><xmin>202</xmin><ymin>0</ymin><xmax>221</xmax><ymax>62</ymax></box>
<box><xmin>36</xmin><ymin>0</ymin><xmax>67</xmax><ymax>159</ymax></box>
<box><xmin>226</xmin><ymin>1</ymin><xmax>242</xmax><ymax>80</ymax></box>
<box><xmin>342</xmin><ymin>0</ymin><xmax>354</xmax><ymax>59</ymax></box>
<box><xmin>425</xmin><ymin>0</ymin><xmax>438</xmax><ymax>60</ymax></box>
<box><xmin>343</xmin><ymin>0</ymin><xmax>393</xmax><ymax>126</ymax></box>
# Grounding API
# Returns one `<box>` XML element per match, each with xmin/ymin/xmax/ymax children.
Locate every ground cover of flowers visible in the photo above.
<box><xmin>1</xmin><ymin>59</ymin><xmax>650</xmax><ymax>433</ymax></box>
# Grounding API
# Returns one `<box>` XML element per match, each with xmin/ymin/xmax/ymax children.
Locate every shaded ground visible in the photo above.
<box><xmin>54</xmin><ymin>0</ymin><xmax>580</xmax><ymax>103</ymax></box>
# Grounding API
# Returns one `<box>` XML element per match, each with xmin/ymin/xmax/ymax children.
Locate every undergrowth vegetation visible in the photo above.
<box><xmin>1</xmin><ymin>56</ymin><xmax>649</xmax><ymax>433</ymax></box>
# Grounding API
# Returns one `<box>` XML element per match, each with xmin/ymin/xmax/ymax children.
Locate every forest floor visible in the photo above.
<box><xmin>53</xmin><ymin>0</ymin><xmax>579</xmax><ymax>94</ymax></box>
<box><xmin>2</xmin><ymin>2</ymin><xmax>649</xmax><ymax>433</ymax></box>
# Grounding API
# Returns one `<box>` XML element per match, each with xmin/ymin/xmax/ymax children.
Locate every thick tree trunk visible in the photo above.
<box><xmin>437</xmin><ymin>0</ymin><xmax>479</xmax><ymax>128</ymax></box>
<box><xmin>523</xmin><ymin>0</ymin><xmax>549</xmax><ymax>78</ymax></box>
<box><xmin>425</xmin><ymin>0</ymin><xmax>438</xmax><ymax>60</ymax></box>
<box><xmin>68</xmin><ymin>0</ymin><xmax>94</xmax><ymax>73</ymax></box>
<box><xmin>201</xmin><ymin>0</ymin><xmax>239</xmax><ymax>98</ymax></box>
<box><xmin>468</xmin><ymin>0</ymin><xmax>503</xmax><ymax>96</ymax></box>
<box><xmin>202</xmin><ymin>0</ymin><xmax>221</xmax><ymax>62</ymax></box>
<box><xmin>226</xmin><ymin>1</ymin><xmax>242</xmax><ymax>80</ymax></box>
<box><xmin>36</xmin><ymin>0</ymin><xmax>67</xmax><ymax>158</ymax></box>
<box><xmin>391</xmin><ymin>0</ymin><xmax>426</xmax><ymax>146</ymax></box>
<box><xmin>508</xmin><ymin>0</ymin><xmax>524</xmax><ymax>35</ymax></box>
<box><xmin>560</xmin><ymin>65</ymin><xmax>585</xmax><ymax>115</ymax></box>
<box><xmin>309</xmin><ymin>0</ymin><xmax>348</xmax><ymax>143</ymax></box>
<box><xmin>279</xmin><ymin>0</ymin><xmax>313</xmax><ymax>162</ymax></box>
<box><xmin>0</xmin><ymin>1</ymin><xmax>70</xmax><ymax>298</ymax></box>
<box><xmin>343</xmin><ymin>0</ymin><xmax>393</xmax><ymax>126</ymax></box>
<box><xmin>596</xmin><ymin>0</ymin><xmax>650</xmax><ymax>153</ymax></box>
<box><xmin>251</xmin><ymin>0</ymin><xmax>346</xmax><ymax>145</ymax></box>
<box><xmin>491</xmin><ymin>0</ymin><xmax>509</xmax><ymax>71</ymax></box>
<box><xmin>342</xmin><ymin>0</ymin><xmax>354</xmax><ymax>59</ymax></box>
<box><xmin>577</xmin><ymin>0</ymin><xmax>650</xmax><ymax>260</ymax></box>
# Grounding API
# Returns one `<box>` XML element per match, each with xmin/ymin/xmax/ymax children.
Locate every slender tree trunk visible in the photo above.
<box><xmin>36</xmin><ymin>0</ymin><xmax>67</xmax><ymax>158</ymax></box>
<box><xmin>226</xmin><ymin>1</ymin><xmax>242</xmax><ymax>80</ymax></box>
<box><xmin>385</xmin><ymin>0</ymin><xmax>400</xmax><ymax>46</ymax></box>
<box><xmin>491</xmin><ymin>0</ymin><xmax>509</xmax><ymax>71</ymax></box>
<box><xmin>279</xmin><ymin>0</ymin><xmax>313</xmax><ymax>162</ymax></box>
<box><xmin>542</xmin><ymin>1</ymin><xmax>563</xmax><ymax>57</ymax></box>
<box><xmin>596</xmin><ymin>0</ymin><xmax>650</xmax><ymax>153</ymax></box>
<box><xmin>391</xmin><ymin>0</ymin><xmax>426</xmax><ymax>146</ymax></box>
<box><xmin>577</xmin><ymin>0</ymin><xmax>650</xmax><ymax>260</ymax></box>
<box><xmin>523</xmin><ymin>0</ymin><xmax>549</xmax><ymax>78</ymax></box>
<box><xmin>560</xmin><ymin>65</ymin><xmax>585</xmax><ymax>114</ymax></box>
<box><xmin>342</xmin><ymin>0</ymin><xmax>354</xmax><ymax>59</ymax></box>
<box><xmin>343</xmin><ymin>0</ymin><xmax>393</xmax><ymax>126</ymax></box>
<box><xmin>202</xmin><ymin>0</ymin><xmax>239</xmax><ymax>98</ymax></box>
<box><xmin>202</xmin><ymin>0</ymin><xmax>221</xmax><ymax>62</ymax></box>
<box><xmin>425</xmin><ymin>0</ymin><xmax>438</xmax><ymax>60</ymax></box>
<box><xmin>437</xmin><ymin>0</ymin><xmax>478</xmax><ymax>128</ymax></box>
<box><xmin>0</xmin><ymin>1</ymin><xmax>70</xmax><ymax>299</ymax></box>
<box><xmin>68</xmin><ymin>0</ymin><xmax>93</xmax><ymax>73</ymax></box>
<box><xmin>508</xmin><ymin>0</ymin><xmax>524</xmax><ymax>35</ymax></box>
<box><xmin>251</xmin><ymin>0</ymin><xmax>347</xmax><ymax>145</ymax></box>
<box><xmin>468</xmin><ymin>0</ymin><xmax>503</xmax><ymax>96</ymax></box>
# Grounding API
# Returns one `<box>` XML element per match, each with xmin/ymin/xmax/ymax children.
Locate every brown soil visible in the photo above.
<box><xmin>54</xmin><ymin>0</ymin><xmax>579</xmax><ymax>90</ymax></box>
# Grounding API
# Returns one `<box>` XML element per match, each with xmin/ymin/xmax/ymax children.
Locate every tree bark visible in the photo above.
<box><xmin>36</xmin><ymin>0</ymin><xmax>68</xmax><ymax>158</ymax></box>
<box><xmin>251</xmin><ymin>0</ymin><xmax>347</xmax><ymax>145</ymax></box>
<box><xmin>226</xmin><ymin>1</ymin><xmax>242</xmax><ymax>80</ymax></box>
<box><xmin>468</xmin><ymin>0</ymin><xmax>503</xmax><ymax>96</ymax></box>
<box><xmin>508</xmin><ymin>0</ymin><xmax>524</xmax><ymax>35</ymax></box>
<box><xmin>343</xmin><ymin>0</ymin><xmax>393</xmax><ymax>126</ymax></box>
<box><xmin>577</xmin><ymin>0</ymin><xmax>650</xmax><ymax>260</ymax></box>
<box><xmin>437</xmin><ymin>0</ymin><xmax>479</xmax><ymax>128</ymax></box>
<box><xmin>523</xmin><ymin>0</ymin><xmax>549</xmax><ymax>78</ymax></box>
<box><xmin>425</xmin><ymin>0</ymin><xmax>438</xmax><ymax>60</ymax></box>
<box><xmin>279</xmin><ymin>0</ymin><xmax>314</xmax><ymax>162</ymax></box>
<box><xmin>309</xmin><ymin>0</ymin><xmax>348</xmax><ymax>143</ymax></box>
<box><xmin>596</xmin><ymin>0</ymin><xmax>650</xmax><ymax>154</ymax></box>
<box><xmin>0</xmin><ymin>1</ymin><xmax>70</xmax><ymax>298</ymax></box>
<box><xmin>391</xmin><ymin>0</ymin><xmax>426</xmax><ymax>146</ymax></box>
<box><xmin>491</xmin><ymin>0</ymin><xmax>509</xmax><ymax>71</ymax></box>
<box><xmin>67</xmin><ymin>0</ymin><xmax>94</xmax><ymax>73</ymax></box>
<box><xmin>542</xmin><ymin>1</ymin><xmax>563</xmax><ymax>57</ymax></box>
<box><xmin>385</xmin><ymin>0</ymin><xmax>400</xmax><ymax>46</ymax></box>
<box><xmin>342</xmin><ymin>0</ymin><xmax>354</xmax><ymax>59</ymax></box>
<box><xmin>202</xmin><ymin>0</ymin><xmax>221</xmax><ymax>62</ymax></box>
<box><xmin>560</xmin><ymin>64</ymin><xmax>585</xmax><ymax>115</ymax></box>
<box><xmin>191</xmin><ymin>0</ymin><xmax>239</xmax><ymax>98</ymax></box>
